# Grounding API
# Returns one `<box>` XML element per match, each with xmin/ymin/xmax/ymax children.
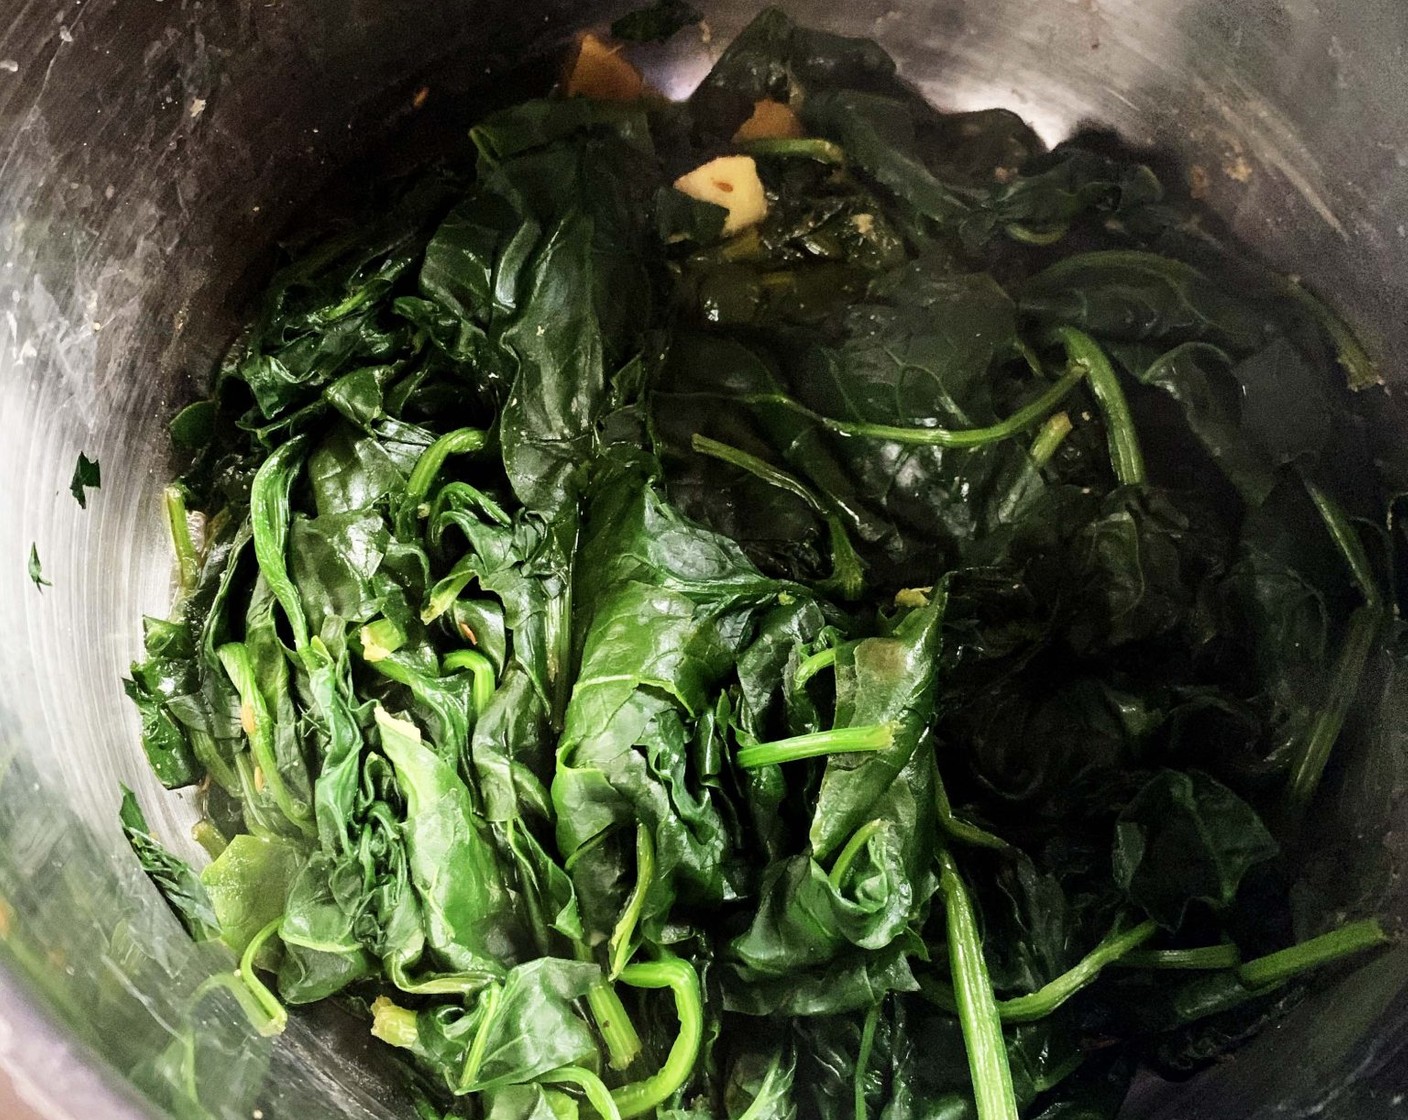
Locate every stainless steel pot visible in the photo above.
<box><xmin>0</xmin><ymin>1</ymin><xmax>1405</xmax><ymax>1117</ymax></box>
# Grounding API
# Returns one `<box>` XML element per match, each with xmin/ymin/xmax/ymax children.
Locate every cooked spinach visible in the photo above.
<box><xmin>611</xmin><ymin>0</ymin><xmax>703</xmax><ymax>43</ymax></box>
<box><xmin>119</xmin><ymin>10</ymin><xmax>1401</xmax><ymax>1119</ymax></box>
<box><xmin>28</xmin><ymin>542</ymin><xmax>48</xmax><ymax>590</ymax></box>
<box><xmin>71</xmin><ymin>451</ymin><xmax>101</xmax><ymax>507</ymax></box>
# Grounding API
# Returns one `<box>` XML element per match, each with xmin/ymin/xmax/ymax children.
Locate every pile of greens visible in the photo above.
<box><xmin>122</xmin><ymin>10</ymin><xmax>1403</xmax><ymax>1120</ymax></box>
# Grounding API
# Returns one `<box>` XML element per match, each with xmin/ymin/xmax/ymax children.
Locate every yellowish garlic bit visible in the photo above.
<box><xmin>674</xmin><ymin>155</ymin><xmax>768</xmax><ymax>236</ymax></box>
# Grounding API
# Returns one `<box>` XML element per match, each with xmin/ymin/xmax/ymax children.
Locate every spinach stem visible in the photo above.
<box><xmin>736</xmin><ymin>1052</ymin><xmax>790</xmax><ymax>1120</ymax></box>
<box><xmin>1160</xmin><ymin>919</ymin><xmax>1390</xmax><ymax>1026</ymax></box>
<box><xmin>691</xmin><ymin>433</ymin><xmax>864</xmax><ymax>598</ymax></box>
<box><xmin>399</xmin><ymin>427</ymin><xmax>490</xmax><ymax>534</ymax></box>
<box><xmin>935</xmin><ymin>769</ymin><xmax>1013</xmax><ymax>854</ymax></box>
<box><xmin>1285</xmin><ymin>605</ymin><xmax>1380</xmax><ymax>814</ymax></box>
<box><xmin>237</xmin><ymin>916</ymin><xmax>288</xmax><ymax>1036</ymax></box>
<box><xmin>190</xmin><ymin>726</ymin><xmax>240</xmax><ymax>796</ymax></box>
<box><xmin>444</xmin><ymin>648</ymin><xmax>498</xmax><ymax>714</ymax></box>
<box><xmin>737</xmin><ymin>722</ymin><xmax>895</xmax><ymax>769</ymax></box>
<box><xmin>854</xmin><ymin>1000</ymin><xmax>881</xmax><ymax>1120</ymax></box>
<box><xmin>1237</xmin><ymin>919</ymin><xmax>1388</xmax><ymax>989</ymax></box>
<box><xmin>459</xmin><ymin>982</ymin><xmax>505</xmax><ymax>1091</ymax></box>
<box><xmin>829</xmin><ymin>820</ymin><xmax>885</xmax><ymax>890</ymax></box>
<box><xmin>1053</xmin><ymin>326</ymin><xmax>1146</xmax><ymax>486</ymax></box>
<box><xmin>359</xmin><ymin>618</ymin><xmax>407</xmax><ymax>663</ymax></box>
<box><xmin>575</xmin><ymin>934</ymin><xmax>645</xmax><ymax>1070</ymax></box>
<box><xmin>549</xmin><ymin>528</ymin><xmax>577</xmax><ymax>733</ymax></box>
<box><xmin>739</xmin><ymin>367</ymin><xmax>1084</xmax><ymax>448</ymax></box>
<box><xmin>996</xmin><ymin>920</ymin><xmax>1158</xmax><ymax>1022</ymax></box>
<box><xmin>192</xmin><ymin>971</ymin><xmax>285</xmax><ymax>1038</ymax></box>
<box><xmin>217</xmin><ymin>641</ymin><xmax>315</xmax><ymax>835</ymax></box>
<box><xmin>611</xmin><ymin>956</ymin><xmax>703</xmax><ymax>1118</ymax></box>
<box><xmin>737</xmin><ymin>137</ymin><xmax>847</xmax><ymax>164</ymax></box>
<box><xmin>1277</xmin><ymin>274</ymin><xmax>1380</xmax><ymax>390</ymax></box>
<box><xmin>1284</xmin><ymin>470</ymin><xmax>1383</xmax><ymax>817</ymax></box>
<box><xmin>822</xmin><ymin>514</ymin><xmax>867</xmax><ymax>600</ymax></box>
<box><xmin>690</xmin><ymin>431</ymin><xmax>828</xmax><ymax>512</ymax></box>
<box><xmin>163</xmin><ymin>485</ymin><xmax>201</xmax><ymax>593</ymax></box>
<box><xmin>609</xmin><ymin>825</ymin><xmax>656</xmax><ymax>979</ymax></box>
<box><xmin>539</xmin><ymin>1066</ymin><xmax>623</xmax><ymax>1120</ymax></box>
<box><xmin>1029</xmin><ymin>411</ymin><xmax>1073</xmax><ymax>469</ymax></box>
<box><xmin>371</xmin><ymin>995</ymin><xmax>420</xmax><ymax>1049</ymax></box>
<box><xmin>1117</xmin><ymin>944</ymin><xmax>1242</xmax><ymax>970</ymax></box>
<box><xmin>1006</xmin><ymin>222</ymin><xmax>1068</xmax><ymax>246</ymax></box>
<box><xmin>1014</xmin><ymin>339</ymin><xmax>1045</xmax><ymax>378</ymax></box>
<box><xmin>1302</xmin><ymin>474</ymin><xmax>1382</xmax><ymax>610</ymax></box>
<box><xmin>938</xmin><ymin>848</ymin><xmax>1018</xmax><ymax>1120</ymax></box>
<box><xmin>794</xmin><ymin>646</ymin><xmax>839</xmax><ymax>691</ymax></box>
<box><xmin>586</xmin><ymin>980</ymin><xmax>644</xmax><ymax>1072</ymax></box>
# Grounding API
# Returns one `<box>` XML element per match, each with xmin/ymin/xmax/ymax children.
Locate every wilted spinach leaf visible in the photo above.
<box><xmin>612</xmin><ymin>0</ymin><xmax>702</xmax><ymax>43</ymax></box>
<box><xmin>70</xmin><ymin>452</ymin><xmax>101</xmax><ymax>507</ymax></box>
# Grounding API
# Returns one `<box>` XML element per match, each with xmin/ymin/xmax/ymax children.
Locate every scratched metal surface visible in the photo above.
<box><xmin>0</xmin><ymin>1</ymin><xmax>1404</xmax><ymax>1118</ymax></box>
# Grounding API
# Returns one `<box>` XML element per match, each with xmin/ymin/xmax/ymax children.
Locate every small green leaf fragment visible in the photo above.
<box><xmin>70</xmin><ymin>452</ymin><xmax>101</xmax><ymax>508</ymax></box>
<box><xmin>28</xmin><ymin>544</ymin><xmax>49</xmax><ymax>591</ymax></box>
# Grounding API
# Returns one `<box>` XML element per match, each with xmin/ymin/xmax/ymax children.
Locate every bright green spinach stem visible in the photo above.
<box><xmin>399</xmin><ymin>427</ymin><xmax>489</xmax><ymax>533</ymax></box>
<box><xmin>586</xmin><ymin>981</ymin><xmax>643</xmax><ymax>1072</ymax></box>
<box><xmin>794</xmin><ymin>646</ymin><xmax>839</xmax><ymax>690</ymax></box>
<box><xmin>609</xmin><ymin>825</ymin><xmax>656</xmax><ymax>979</ymax></box>
<box><xmin>539</xmin><ymin>1067</ymin><xmax>623</xmax><ymax>1120</ymax></box>
<box><xmin>238</xmin><ymin>916</ymin><xmax>288</xmax><ymax>1036</ymax></box>
<box><xmin>459</xmin><ymin>983</ymin><xmax>504</xmax><ymax>1090</ymax></box>
<box><xmin>611</xmin><ymin>957</ymin><xmax>703</xmax><ymax>1119</ymax></box>
<box><xmin>996</xmin><ymin>920</ymin><xmax>1158</xmax><ymax>1022</ymax></box>
<box><xmin>829</xmin><ymin>820</ymin><xmax>885</xmax><ymax>890</ymax></box>
<box><xmin>1146</xmin><ymin>920</ymin><xmax>1389</xmax><ymax>1026</ymax></box>
<box><xmin>1237</xmin><ymin>919</ymin><xmax>1388</xmax><ymax>988</ymax></box>
<box><xmin>737</xmin><ymin>722</ymin><xmax>895</xmax><ymax>769</ymax></box>
<box><xmin>741</xmin><ymin>367</ymin><xmax>1085</xmax><ymax>448</ymax></box>
<box><xmin>163</xmin><ymin>485</ymin><xmax>201</xmax><ymax>593</ymax></box>
<box><xmin>1053</xmin><ymin>326</ymin><xmax>1146</xmax><ymax>486</ymax></box>
<box><xmin>193</xmin><ymin>971</ymin><xmax>285</xmax><ymax>1039</ymax></box>
<box><xmin>854</xmin><ymin>1000</ymin><xmax>881</xmax><ymax>1120</ymax></box>
<box><xmin>443</xmin><ymin>648</ymin><xmax>497</xmax><ymax>714</ymax></box>
<box><xmin>737</xmin><ymin>137</ymin><xmax>847</xmax><ymax>164</ymax></box>
<box><xmin>935</xmin><ymin>770</ymin><xmax>1012</xmax><ymax>854</ymax></box>
<box><xmin>574</xmin><ymin>933</ymin><xmax>643</xmax><ymax>1071</ymax></box>
<box><xmin>938</xmin><ymin>849</ymin><xmax>1019</xmax><ymax>1120</ymax></box>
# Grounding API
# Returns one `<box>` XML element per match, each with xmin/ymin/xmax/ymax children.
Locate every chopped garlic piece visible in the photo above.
<box><xmin>674</xmin><ymin>155</ymin><xmax>768</xmax><ymax>235</ymax></box>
